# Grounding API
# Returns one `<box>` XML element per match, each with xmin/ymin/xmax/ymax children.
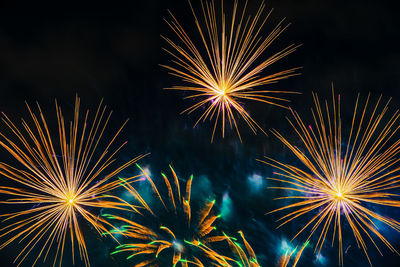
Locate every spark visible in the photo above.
<box><xmin>0</xmin><ymin>96</ymin><xmax>145</xmax><ymax>266</ymax></box>
<box><xmin>162</xmin><ymin>0</ymin><xmax>300</xmax><ymax>141</ymax></box>
<box><xmin>260</xmin><ymin>88</ymin><xmax>400</xmax><ymax>266</ymax></box>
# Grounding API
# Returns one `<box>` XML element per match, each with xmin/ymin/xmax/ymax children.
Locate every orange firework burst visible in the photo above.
<box><xmin>0</xmin><ymin>96</ymin><xmax>145</xmax><ymax>266</ymax></box>
<box><xmin>104</xmin><ymin>165</ymin><xmax>238</xmax><ymax>267</ymax></box>
<box><xmin>162</xmin><ymin>0</ymin><xmax>300</xmax><ymax>141</ymax></box>
<box><xmin>260</xmin><ymin>89</ymin><xmax>400</xmax><ymax>265</ymax></box>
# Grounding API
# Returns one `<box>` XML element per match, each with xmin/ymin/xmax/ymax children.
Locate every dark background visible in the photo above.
<box><xmin>0</xmin><ymin>0</ymin><xmax>400</xmax><ymax>266</ymax></box>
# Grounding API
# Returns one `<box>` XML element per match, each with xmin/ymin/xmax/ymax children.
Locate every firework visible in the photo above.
<box><xmin>260</xmin><ymin>88</ymin><xmax>400</xmax><ymax>265</ymax></box>
<box><xmin>105</xmin><ymin>165</ymin><xmax>237</xmax><ymax>266</ymax></box>
<box><xmin>0</xmin><ymin>96</ymin><xmax>145</xmax><ymax>266</ymax></box>
<box><xmin>162</xmin><ymin>0</ymin><xmax>300</xmax><ymax>141</ymax></box>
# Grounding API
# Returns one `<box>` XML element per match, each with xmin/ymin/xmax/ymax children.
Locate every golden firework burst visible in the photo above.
<box><xmin>260</xmin><ymin>88</ymin><xmax>400</xmax><ymax>265</ymax></box>
<box><xmin>0</xmin><ymin>96</ymin><xmax>145</xmax><ymax>266</ymax></box>
<box><xmin>162</xmin><ymin>0</ymin><xmax>300</xmax><ymax>141</ymax></box>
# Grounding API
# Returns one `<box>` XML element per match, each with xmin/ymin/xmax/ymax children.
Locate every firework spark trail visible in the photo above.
<box><xmin>0</xmin><ymin>96</ymin><xmax>146</xmax><ymax>266</ymax></box>
<box><xmin>223</xmin><ymin>230</ymin><xmax>260</xmax><ymax>267</ymax></box>
<box><xmin>104</xmin><ymin>164</ymin><xmax>244</xmax><ymax>267</ymax></box>
<box><xmin>162</xmin><ymin>0</ymin><xmax>300</xmax><ymax>141</ymax></box>
<box><xmin>278</xmin><ymin>241</ymin><xmax>308</xmax><ymax>267</ymax></box>
<box><xmin>260</xmin><ymin>87</ymin><xmax>400</xmax><ymax>266</ymax></box>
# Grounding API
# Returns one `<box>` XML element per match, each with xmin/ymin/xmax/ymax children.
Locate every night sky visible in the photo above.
<box><xmin>1</xmin><ymin>0</ymin><xmax>400</xmax><ymax>266</ymax></box>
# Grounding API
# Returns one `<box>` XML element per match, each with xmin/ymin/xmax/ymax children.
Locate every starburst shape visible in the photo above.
<box><xmin>260</xmin><ymin>89</ymin><xmax>400</xmax><ymax>265</ymax></box>
<box><xmin>0</xmin><ymin>96</ymin><xmax>145</xmax><ymax>266</ymax></box>
<box><xmin>162</xmin><ymin>0</ymin><xmax>300</xmax><ymax>141</ymax></box>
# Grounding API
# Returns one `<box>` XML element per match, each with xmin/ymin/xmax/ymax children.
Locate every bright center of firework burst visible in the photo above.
<box><xmin>332</xmin><ymin>189</ymin><xmax>346</xmax><ymax>201</ymax></box>
<box><xmin>218</xmin><ymin>87</ymin><xmax>227</xmax><ymax>97</ymax></box>
<box><xmin>66</xmin><ymin>196</ymin><xmax>76</xmax><ymax>205</ymax></box>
